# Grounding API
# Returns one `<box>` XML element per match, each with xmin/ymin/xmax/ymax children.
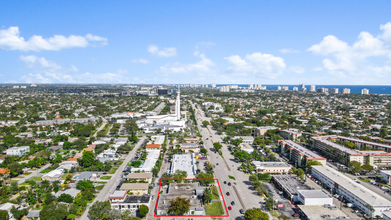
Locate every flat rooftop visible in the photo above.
<box><xmin>252</xmin><ymin>161</ymin><xmax>290</xmax><ymax>168</ymax></box>
<box><xmin>312</xmin><ymin>136</ymin><xmax>364</xmax><ymax>155</ymax></box>
<box><xmin>298</xmin><ymin>190</ymin><xmax>331</xmax><ymax>199</ymax></box>
<box><xmin>282</xmin><ymin>140</ymin><xmax>324</xmax><ymax>159</ymax></box>
<box><xmin>273</xmin><ymin>175</ymin><xmax>311</xmax><ymax>196</ymax></box>
<box><xmin>171</xmin><ymin>153</ymin><xmax>197</xmax><ymax>178</ymax></box>
<box><xmin>312</xmin><ymin>166</ymin><xmax>391</xmax><ymax>207</ymax></box>
<box><xmin>298</xmin><ymin>205</ymin><xmax>358</xmax><ymax>220</ymax></box>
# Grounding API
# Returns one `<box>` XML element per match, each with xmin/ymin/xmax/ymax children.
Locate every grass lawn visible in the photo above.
<box><xmin>109</xmin><ymin>168</ymin><xmax>118</xmax><ymax>174</ymax></box>
<box><xmin>100</xmin><ymin>176</ymin><xmax>111</xmax><ymax>180</ymax></box>
<box><xmin>20</xmin><ymin>182</ymin><xmax>30</xmax><ymax>185</ymax></box>
<box><xmin>211</xmin><ymin>186</ymin><xmax>220</xmax><ymax>199</ymax></box>
<box><xmin>228</xmin><ymin>175</ymin><xmax>236</xmax><ymax>180</ymax></box>
<box><xmin>205</xmin><ymin>201</ymin><xmax>224</xmax><ymax>215</ymax></box>
<box><xmin>23</xmin><ymin>172</ymin><xmax>32</xmax><ymax>175</ymax></box>
<box><xmin>359</xmin><ymin>178</ymin><xmax>371</xmax><ymax>182</ymax></box>
<box><xmin>30</xmin><ymin>176</ymin><xmax>42</xmax><ymax>181</ymax></box>
<box><xmin>59</xmin><ymin>149</ymin><xmax>70</xmax><ymax>153</ymax></box>
<box><xmin>96</xmin><ymin>181</ymin><xmax>107</xmax><ymax>184</ymax></box>
<box><xmin>95</xmin><ymin>185</ymin><xmax>105</xmax><ymax>190</ymax></box>
<box><xmin>40</xmin><ymin>169</ymin><xmax>51</xmax><ymax>174</ymax></box>
<box><xmin>116</xmin><ymin>161</ymin><xmax>123</xmax><ymax>165</ymax></box>
<box><xmin>9</xmin><ymin>180</ymin><xmax>18</xmax><ymax>184</ymax></box>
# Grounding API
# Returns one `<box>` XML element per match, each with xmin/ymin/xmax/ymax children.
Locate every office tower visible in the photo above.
<box><xmin>341</xmin><ymin>88</ymin><xmax>350</xmax><ymax>94</ymax></box>
<box><xmin>210</xmin><ymin>83</ymin><xmax>216</xmax><ymax>88</ymax></box>
<box><xmin>362</xmin><ymin>88</ymin><xmax>369</xmax><ymax>95</ymax></box>
<box><xmin>249</xmin><ymin>84</ymin><xmax>254</xmax><ymax>88</ymax></box>
<box><xmin>317</xmin><ymin>87</ymin><xmax>326</xmax><ymax>93</ymax></box>
<box><xmin>310</xmin><ymin>85</ymin><xmax>316</xmax><ymax>92</ymax></box>
<box><xmin>277</xmin><ymin>86</ymin><xmax>281</xmax><ymax>91</ymax></box>
<box><xmin>293</xmin><ymin>87</ymin><xmax>298</xmax><ymax>91</ymax></box>
<box><xmin>330</xmin><ymin>88</ymin><xmax>339</xmax><ymax>94</ymax></box>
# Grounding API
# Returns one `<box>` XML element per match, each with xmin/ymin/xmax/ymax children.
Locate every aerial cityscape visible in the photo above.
<box><xmin>1</xmin><ymin>1</ymin><xmax>391</xmax><ymax>220</ymax></box>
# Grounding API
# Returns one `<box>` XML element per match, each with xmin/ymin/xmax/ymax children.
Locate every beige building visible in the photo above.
<box><xmin>279</xmin><ymin>129</ymin><xmax>302</xmax><ymax>140</ymax></box>
<box><xmin>126</xmin><ymin>173</ymin><xmax>153</xmax><ymax>183</ymax></box>
<box><xmin>120</xmin><ymin>183</ymin><xmax>149</xmax><ymax>195</ymax></box>
<box><xmin>279</xmin><ymin>140</ymin><xmax>326</xmax><ymax>167</ymax></box>
<box><xmin>252</xmin><ymin>162</ymin><xmax>291</xmax><ymax>174</ymax></box>
<box><xmin>180</xmin><ymin>144</ymin><xmax>201</xmax><ymax>153</ymax></box>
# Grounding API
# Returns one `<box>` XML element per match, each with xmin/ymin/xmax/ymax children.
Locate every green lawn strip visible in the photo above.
<box><xmin>211</xmin><ymin>186</ymin><xmax>220</xmax><ymax>199</ymax></box>
<box><xmin>40</xmin><ymin>169</ymin><xmax>51</xmax><ymax>174</ymax></box>
<box><xmin>100</xmin><ymin>176</ymin><xmax>111</xmax><ymax>180</ymax></box>
<box><xmin>109</xmin><ymin>168</ymin><xmax>118</xmax><ymax>174</ymax></box>
<box><xmin>116</xmin><ymin>161</ymin><xmax>123</xmax><ymax>165</ymax></box>
<box><xmin>228</xmin><ymin>175</ymin><xmax>236</xmax><ymax>180</ymax></box>
<box><xmin>95</xmin><ymin>185</ymin><xmax>105</xmax><ymax>190</ymax></box>
<box><xmin>205</xmin><ymin>201</ymin><xmax>224</xmax><ymax>215</ymax></box>
<box><xmin>9</xmin><ymin>180</ymin><xmax>18</xmax><ymax>184</ymax></box>
<box><xmin>96</xmin><ymin>181</ymin><xmax>107</xmax><ymax>184</ymax></box>
<box><xmin>20</xmin><ymin>182</ymin><xmax>30</xmax><ymax>185</ymax></box>
<box><xmin>30</xmin><ymin>176</ymin><xmax>42</xmax><ymax>181</ymax></box>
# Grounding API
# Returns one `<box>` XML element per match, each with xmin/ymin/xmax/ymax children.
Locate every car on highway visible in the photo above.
<box><xmin>228</xmin><ymin>206</ymin><xmax>232</xmax><ymax>210</ymax></box>
<box><xmin>226</xmin><ymin>192</ymin><xmax>230</xmax><ymax>196</ymax></box>
<box><xmin>239</xmin><ymin>209</ymin><xmax>245</xmax><ymax>214</ymax></box>
<box><xmin>231</xmin><ymin>201</ymin><xmax>235</xmax><ymax>205</ymax></box>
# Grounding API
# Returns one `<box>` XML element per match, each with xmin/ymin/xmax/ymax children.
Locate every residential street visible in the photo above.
<box><xmin>78</xmin><ymin>137</ymin><xmax>146</xmax><ymax>220</ymax></box>
<box><xmin>16</xmin><ymin>163</ymin><xmax>52</xmax><ymax>184</ymax></box>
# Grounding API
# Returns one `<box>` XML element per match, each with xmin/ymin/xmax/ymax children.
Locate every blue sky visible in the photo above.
<box><xmin>1</xmin><ymin>1</ymin><xmax>391</xmax><ymax>84</ymax></box>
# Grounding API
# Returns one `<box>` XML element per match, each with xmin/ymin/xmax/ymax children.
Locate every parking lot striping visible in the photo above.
<box><xmin>233</xmin><ymin>185</ymin><xmax>246</xmax><ymax>211</ymax></box>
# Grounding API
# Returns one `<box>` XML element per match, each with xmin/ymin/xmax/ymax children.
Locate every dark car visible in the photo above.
<box><xmin>239</xmin><ymin>209</ymin><xmax>245</xmax><ymax>214</ymax></box>
<box><xmin>226</xmin><ymin>192</ymin><xmax>230</xmax><ymax>196</ymax></box>
<box><xmin>224</xmin><ymin>181</ymin><xmax>227</xmax><ymax>184</ymax></box>
<box><xmin>228</xmin><ymin>182</ymin><xmax>231</xmax><ymax>186</ymax></box>
<box><xmin>228</xmin><ymin>206</ymin><xmax>232</xmax><ymax>210</ymax></box>
<box><xmin>216</xmin><ymin>163</ymin><xmax>219</xmax><ymax>165</ymax></box>
<box><xmin>231</xmin><ymin>201</ymin><xmax>235</xmax><ymax>205</ymax></box>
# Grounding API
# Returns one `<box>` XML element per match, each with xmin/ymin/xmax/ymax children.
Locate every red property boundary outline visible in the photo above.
<box><xmin>154</xmin><ymin>178</ymin><xmax>229</xmax><ymax>217</ymax></box>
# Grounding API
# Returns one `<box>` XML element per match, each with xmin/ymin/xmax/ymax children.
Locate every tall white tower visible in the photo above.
<box><xmin>176</xmin><ymin>85</ymin><xmax>181</xmax><ymax>120</ymax></box>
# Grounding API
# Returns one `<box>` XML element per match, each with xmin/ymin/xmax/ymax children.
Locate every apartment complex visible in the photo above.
<box><xmin>311</xmin><ymin>135</ymin><xmax>391</xmax><ymax>166</ymax></box>
<box><xmin>312</xmin><ymin>166</ymin><xmax>391</xmax><ymax>217</ymax></box>
<box><xmin>341</xmin><ymin>88</ymin><xmax>350</xmax><ymax>94</ymax></box>
<box><xmin>362</xmin><ymin>88</ymin><xmax>369</xmax><ymax>94</ymax></box>
<box><xmin>279</xmin><ymin>129</ymin><xmax>302</xmax><ymax>141</ymax></box>
<box><xmin>278</xmin><ymin>140</ymin><xmax>326</xmax><ymax>167</ymax></box>
<box><xmin>6</xmin><ymin>146</ymin><xmax>30</xmax><ymax>156</ymax></box>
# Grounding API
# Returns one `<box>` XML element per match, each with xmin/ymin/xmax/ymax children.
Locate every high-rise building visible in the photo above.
<box><xmin>330</xmin><ymin>88</ymin><xmax>339</xmax><ymax>94</ymax></box>
<box><xmin>277</xmin><ymin>86</ymin><xmax>281</xmax><ymax>91</ymax></box>
<box><xmin>210</xmin><ymin>83</ymin><xmax>216</xmax><ymax>88</ymax></box>
<box><xmin>317</xmin><ymin>87</ymin><xmax>327</xmax><ymax>93</ymax></box>
<box><xmin>282</xmin><ymin>86</ymin><xmax>289</xmax><ymax>91</ymax></box>
<box><xmin>310</xmin><ymin>85</ymin><xmax>316</xmax><ymax>92</ymax></box>
<box><xmin>157</xmin><ymin>89</ymin><xmax>168</xmax><ymax>95</ymax></box>
<box><xmin>219</xmin><ymin>86</ymin><xmax>230</xmax><ymax>92</ymax></box>
<box><xmin>362</xmin><ymin>88</ymin><xmax>369</xmax><ymax>95</ymax></box>
<box><xmin>293</xmin><ymin>87</ymin><xmax>298</xmax><ymax>91</ymax></box>
<box><xmin>249</xmin><ymin>84</ymin><xmax>254</xmax><ymax>88</ymax></box>
<box><xmin>341</xmin><ymin>88</ymin><xmax>350</xmax><ymax>94</ymax></box>
<box><xmin>299</xmin><ymin>84</ymin><xmax>306</xmax><ymax>92</ymax></box>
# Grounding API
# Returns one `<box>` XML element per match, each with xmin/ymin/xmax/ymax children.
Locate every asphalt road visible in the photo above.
<box><xmin>93</xmin><ymin>118</ymin><xmax>107</xmax><ymax>138</ymax></box>
<box><xmin>78</xmin><ymin>137</ymin><xmax>146</xmax><ymax>220</ymax></box>
<box><xmin>192</xmin><ymin>103</ymin><xmax>266</xmax><ymax>219</ymax></box>
<box><xmin>17</xmin><ymin>163</ymin><xmax>52</xmax><ymax>184</ymax></box>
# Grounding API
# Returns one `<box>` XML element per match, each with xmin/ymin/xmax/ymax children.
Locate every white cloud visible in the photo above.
<box><xmin>224</xmin><ymin>52</ymin><xmax>286</xmax><ymax>78</ymax></box>
<box><xmin>280</xmin><ymin>48</ymin><xmax>300</xmax><ymax>54</ymax></box>
<box><xmin>159</xmin><ymin>51</ymin><xmax>214</xmax><ymax>75</ymax></box>
<box><xmin>148</xmin><ymin>44</ymin><xmax>177</xmax><ymax>57</ymax></box>
<box><xmin>290</xmin><ymin>66</ymin><xmax>305</xmax><ymax>74</ymax></box>
<box><xmin>307</xmin><ymin>22</ymin><xmax>391</xmax><ymax>82</ymax></box>
<box><xmin>131</xmin><ymin>58</ymin><xmax>149</xmax><ymax>64</ymax></box>
<box><xmin>0</xmin><ymin>26</ymin><xmax>107</xmax><ymax>51</ymax></box>
<box><xmin>19</xmin><ymin>55</ymin><xmax>131</xmax><ymax>83</ymax></box>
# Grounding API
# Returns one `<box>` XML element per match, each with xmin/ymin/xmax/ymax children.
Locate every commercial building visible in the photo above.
<box><xmin>380</xmin><ymin>170</ymin><xmax>391</xmax><ymax>185</ymax></box>
<box><xmin>210</xmin><ymin>83</ymin><xmax>216</xmax><ymax>88</ymax></box>
<box><xmin>311</xmin><ymin>166</ymin><xmax>391</xmax><ymax>217</ymax></box>
<box><xmin>180</xmin><ymin>144</ymin><xmax>201</xmax><ymax>153</ymax></box>
<box><xmin>171</xmin><ymin>153</ymin><xmax>197</xmax><ymax>178</ymax></box>
<box><xmin>122</xmin><ymin>91</ymin><xmax>134</xmax><ymax>96</ymax></box>
<box><xmin>120</xmin><ymin>183</ymin><xmax>149</xmax><ymax>195</ymax></box>
<box><xmin>299</xmin><ymin>84</ymin><xmax>306</xmax><ymax>92</ymax></box>
<box><xmin>297</xmin><ymin>205</ymin><xmax>359</xmax><ymax>220</ymax></box>
<box><xmin>252</xmin><ymin>162</ymin><xmax>291</xmax><ymax>174</ymax></box>
<box><xmin>297</xmin><ymin>190</ymin><xmax>333</xmax><ymax>205</ymax></box>
<box><xmin>362</xmin><ymin>88</ymin><xmax>369</xmax><ymax>95</ymax></box>
<box><xmin>109</xmin><ymin>191</ymin><xmax>151</xmax><ymax>213</ymax></box>
<box><xmin>239</xmin><ymin>143</ymin><xmax>254</xmax><ymax>154</ymax></box>
<box><xmin>157</xmin><ymin>89</ymin><xmax>168</xmax><ymax>95</ymax></box>
<box><xmin>218</xmin><ymin>86</ymin><xmax>229</xmax><ymax>92</ymax></box>
<box><xmin>233</xmin><ymin>136</ymin><xmax>254</xmax><ymax>144</ymax></box>
<box><xmin>341</xmin><ymin>88</ymin><xmax>350</xmax><ymax>94</ymax></box>
<box><xmin>293</xmin><ymin>87</ymin><xmax>299</xmax><ymax>91</ymax></box>
<box><xmin>255</xmin><ymin>126</ymin><xmax>279</xmax><ymax>135</ymax></box>
<box><xmin>272</xmin><ymin>175</ymin><xmax>312</xmax><ymax>201</ymax></box>
<box><xmin>279</xmin><ymin>129</ymin><xmax>302</xmax><ymax>140</ymax></box>
<box><xmin>383</xmin><ymin>211</ymin><xmax>391</xmax><ymax>220</ymax></box>
<box><xmin>310</xmin><ymin>85</ymin><xmax>316</xmax><ymax>92</ymax></box>
<box><xmin>6</xmin><ymin>146</ymin><xmax>30</xmax><ymax>156</ymax></box>
<box><xmin>282</xmin><ymin>86</ymin><xmax>289</xmax><ymax>91</ymax></box>
<box><xmin>279</xmin><ymin>140</ymin><xmax>326</xmax><ymax>167</ymax></box>
<box><xmin>126</xmin><ymin>173</ymin><xmax>153</xmax><ymax>183</ymax></box>
<box><xmin>311</xmin><ymin>135</ymin><xmax>391</xmax><ymax>166</ymax></box>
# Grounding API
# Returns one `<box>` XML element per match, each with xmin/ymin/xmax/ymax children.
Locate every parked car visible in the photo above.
<box><xmin>239</xmin><ymin>209</ymin><xmax>245</xmax><ymax>214</ymax></box>
<box><xmin>226</xmin><ymin>192</ymin><xmax>230</xmax><ymax>196</ymax></box>
<box><xmin>228</xmin><ymin>206</ymin><xmax>232</xmax><ymax>210</ymax></box>
<box><xmin>224</xmin><ymin>181</ymin><xmax>227</xmax><ymax>184</ymax></box>
<box><xmin>231</xmin><ymin>201</ymin><xmax>235</xmax><ymax>205</ymax></box>
<box><xmin>228</xmin><ymin>182</ymin><xmax>231</xmax><ymax>186</ymax></box>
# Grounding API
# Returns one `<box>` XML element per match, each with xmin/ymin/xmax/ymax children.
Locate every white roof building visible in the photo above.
<box><xmin>171</xmin><ymin>153</ymin><xmax>197</xmax><ymax>178</ymax></box>
<box><xmin>6</xmin><ymin>146</ymin><xmax>30</xmax><ymax>156</ymax></box>
<box><xmin>131</xmin><ymin>150</ymin><xmax>160</xmax><ymax>173</ymax></box>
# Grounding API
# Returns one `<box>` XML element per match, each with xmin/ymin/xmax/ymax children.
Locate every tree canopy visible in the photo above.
<box><xmin>168</xmin><ymin>197</ymin><xmax>190</xmax><ymax>215</ymax></box>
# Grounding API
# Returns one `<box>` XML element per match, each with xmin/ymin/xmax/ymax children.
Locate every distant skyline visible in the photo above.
<box><xmin>1</xmin><ymin>1</ymin><xmax>391</xmax><ymax>84</ymax></box>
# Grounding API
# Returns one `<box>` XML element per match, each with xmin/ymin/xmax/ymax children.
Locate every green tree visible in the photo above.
<box><xmin>231</xmin><ymin>138</ymin><xmax>243</xmax><ymax>147</ymax></box>
<box><xmin>244</xmin><ymin>207</ymin><xmax>269</xmax><ymax>220</ymax></box>
<box><xmin>348</xmin><ymin>161</ymin><xmax>362</xmax><ymax>174</ymax></box>
<box><xmin>380</xmin><ymin>128</ymin><xmax>389</xmax><ymax>138</ymax></box>
<box><xmin>203</xmin><ymin>188</ymin><xmax>213</xmax><ymax>204</ymax></box>
<box><xmin>168</xmin><ymin>197</ymin><xmax>190</xmax><ymax>215</ymax></box>
<box><xmin>88</xmin><ymin>201</ymin><xmax>112</xmax><ymax>220</ymax></box>
<box><xmin>202</xmin><ymin>121</ymin><xmax>210</xmax><ymax>127</ymax></box>
<box><xmin>10</xmin><ymin>207</ymin><xmax>28</xmax><ymax>220</ymax></box>
<box><xmin>138</xmin><ymin>204</ymin><xmax>149</xmax><ymax>218</ymax></box>
<box><xmin>39</xmin><ymin>203</ymin><xmax>68</xmax><ymax>220</ymax></box>
<box><xmin>0</xmin><ymin>210</ymin><xmax>9</xmax><ymax>220</ymax></box>
<box><xmin>79</xmin><ymin>151</ymin><xmax>95</xmax><ymax>167</ymax></box>
<box><xmin>76</xmin><ymin>180</ymin><xmax>94</xmax><ymax>191</ymax></box>
<box><xmin>265</xmin><ymin>198</ymin><xmax>274</xmax><ymax>211</ymax></box>
<box><xmin>200</xmin><ymin>148</ymin><xmax>207</xmax><ymax>155</ymax></box>
<box><xmin>278</xmin><ymin>214</ymin><xmax>290</xmax><ymax>220</ymax></box>
<box><xmin>57</xmin><ymin>193</ymin><xmax>74</xmax><ymax>203</ymax></box>
<box><xmin>361</xmin><ymin>164</ymin><xmax>374</xmax><ymax>174</ymax></box>
<box><xmin>213</xmin><ymin>142</ymin><xmax>222</xmax><ymax>152</ymax></box>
